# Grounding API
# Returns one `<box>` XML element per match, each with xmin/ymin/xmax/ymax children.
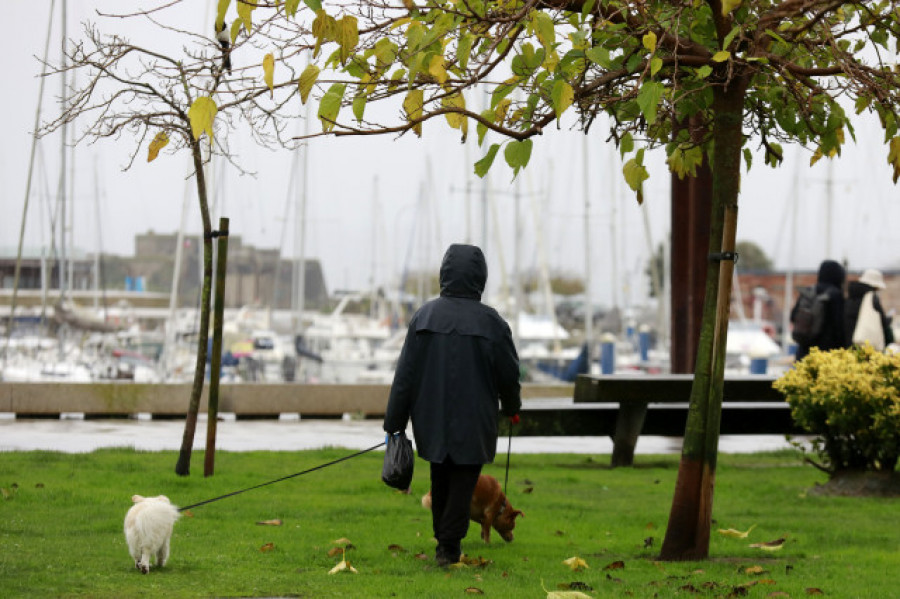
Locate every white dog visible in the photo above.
<box><xmin>124</xmin><ymin>494</ymin><xmax>180</xmax><ymax>574</ymax></box>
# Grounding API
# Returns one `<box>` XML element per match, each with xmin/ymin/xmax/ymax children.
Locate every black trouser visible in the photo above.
<box><xmin>429</xmin><ymin>458</ymin><xmax>482</xmax><ymax>561</ymax></box>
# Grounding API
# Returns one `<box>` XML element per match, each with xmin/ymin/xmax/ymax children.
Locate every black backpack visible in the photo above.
<box><xmin>791</xmin><ymin>287</ymin><xmax>829</xmax><ymax>346</ymax></box>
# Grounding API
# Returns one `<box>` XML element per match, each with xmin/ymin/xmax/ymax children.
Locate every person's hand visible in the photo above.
<box><xmin>509</xmin><ymin>414</ymin><xmax>520</xmax><ymax>425</ymax></box>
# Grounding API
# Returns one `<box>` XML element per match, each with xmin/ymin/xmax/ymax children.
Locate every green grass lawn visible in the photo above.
<box><xmin>1</xmin><ymin>447</ymin><xmax>897</xmax><ymax>598</ymax></box>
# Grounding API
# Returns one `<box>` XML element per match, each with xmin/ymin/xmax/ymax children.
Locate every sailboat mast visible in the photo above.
<box><xmin>582</xmin><ymin>136</ymin><xmax>593</xmax><ymax>366</ymax></box>
<box><xmin>58</xmin><ymin>0</ymin><xmax>68</xmax><ymax>300</ymax></box>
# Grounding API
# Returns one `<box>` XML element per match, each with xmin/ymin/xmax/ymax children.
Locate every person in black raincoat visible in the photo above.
<box><xmin>792</xmin><ymin>259</ymin><xmax>848</xmax><ymax>360</ymax></box>
<box><xmin>383</xmin><ymin>244</ymin><xmax>521</xmax><ymax>567</ymax></box>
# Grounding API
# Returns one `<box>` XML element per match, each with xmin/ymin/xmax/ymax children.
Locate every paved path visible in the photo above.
<box><xmin>0</xmin><ymin>414</ymin><xmax>800</xmax><ymax>454</ymax></box>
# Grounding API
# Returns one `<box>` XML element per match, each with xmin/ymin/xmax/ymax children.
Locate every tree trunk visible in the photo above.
<box><xmin>175</xmin><ymin>139</ymin><xmax>214</xmax><ymax>476</ymax></box>
<box><xmin>659</xmin><ymin>79</ymin><xmax>746</xmax><ymax>560</ymax></box>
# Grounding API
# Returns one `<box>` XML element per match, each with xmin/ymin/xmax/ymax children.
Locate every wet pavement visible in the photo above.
<box><xmin>0</xmin><ymin>413</ymin><xmax>799</xmax><ymax>455</ymax></box>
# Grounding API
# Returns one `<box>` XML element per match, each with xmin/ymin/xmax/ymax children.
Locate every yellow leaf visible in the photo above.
<box><xmin>237</xmin><ymin>0</ymin><xmax>256</xmax><ymax>32</ymax></box>
<box><xmin>542</xmin><ymin>578</ymin><xmax>593</xmax><ymax>599</ymax></box>
<box><xmin>215</xmin><ymin>0</ymin><xmax>231</xmax><ymax>30</ymax></box>
<box><xmin>188</xmin><ymin>96</ymin><xmax>218</xmax><ymax>142</ymax></box>
<box><xmin>328</xmin><ymin>559</ymin><xmax>358</xmax><ymax>574</ymax></box>
<box><xmin>332</xmin><ymin>537</ymin><xmax>354</xmax><ymax>546</ymax></box>
<box><xmin>721</xmin><ymin>0</ymin><xmax>742</xmax><ymax>16</ymax></box>
<box><xmin>259</xmin><ymin>542</ymin><xmax>275</xmax><ymax>552</ymax></box>
<box><xmin>230</xmin><ymin>19</ymin><xmax>241</xmax><ymax>44</ymax></box>
<box><xmin>403</xmin><ymin>89</ymin><xmax>424</xmax><ymax>137</ymax></box>
<box><xmin>428</xmin><ymin>55</ymin><xmax>448</xmax><ymax>84</ymax></box>
<box><xmin>147</xmin><ymin>131</ymin><xmax>169</xmax><ymax>162</ymax></box>
<box><xmin>712</xmin><ymin>50</ymin><xmax>731</xmax><ymax>62</ymax></box>
<box><xmin>562</xmin><ymin>556</ymin><xmax>589</xmax><ymax>571</ymax></box>
<box><xmin>717</xmin><ymin>524</ymin><xmax>756</xmax><ymax>539</ymax></box>
<box><xmin>263</xmin><ymin>53</ymin><xmax>275</xmax><ymax>96</ymax></box>
<box><xmin>744</xmin><ymin>565</ymin><xmax>767</xmax><ymax>575</ymax></box>
<box><xmin>442</xmin><ymin>92</ymin><xmax>467</xmax><ymax>141</ymax></box>
<box><xmin>298</xmin><ymin>64</ymin><xmax>320</xmax><ymax>105</ymax></box>
<box><xmin>642</xmin><ymin>31</ymin><xmax>657</xmax><ymax>53</ymax></box>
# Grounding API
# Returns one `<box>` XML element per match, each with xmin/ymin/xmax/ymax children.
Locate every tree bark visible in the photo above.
<box><xmin>175</xmin><ymin>138</ymin><xmax>214</xmax><ymax>476</ymax></box>
<box><xmin>659</xmin><ymin>79</ymin><xmax>746</xmax><ymax>560</ymax></box>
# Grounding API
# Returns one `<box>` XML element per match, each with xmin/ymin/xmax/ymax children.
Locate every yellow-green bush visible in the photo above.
<box><xmin>774</xmin><ymin>345</ymin><xmax>900</xmax><ymax>473</ymax></box>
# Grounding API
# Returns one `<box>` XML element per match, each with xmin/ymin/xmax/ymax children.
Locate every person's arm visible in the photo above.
<box><xmin>383</xmin><ymin>323</ymin><xmax>418</xmax><ymax>433</ymax></box>
<box><xmin>495</xmin><ymin>321</ymin><xmax>521</xmax><ymax>418</ymax></box>
<box><xmin>873</xmin><ymin>293</ymin><xmax>895</xmax><ymax>345</ymax></box>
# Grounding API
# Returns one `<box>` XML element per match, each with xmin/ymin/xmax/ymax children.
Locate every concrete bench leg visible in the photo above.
<box><xmin>610</xmin><ymin>401</ymin><xmax>648</xmax><ymax>467</ymax></box>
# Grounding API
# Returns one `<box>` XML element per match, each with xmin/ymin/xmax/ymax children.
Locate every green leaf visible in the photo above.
<box><xmin>318</xmin><ymin>83</ymin><xmax>346</xmax><ymax>132</ymax></box>
<box><xmin>504</xmin><ymin>139</ymin><xmax>533</xmax><ymax>177</ymax></box>
<box><xmin>696</xmin><ymin>65</ymin><xmax>713</xmax><ymax>78</ymax></box>
<box><xmin>743</xmin><ymin>148</ymin><xmax>753</xmax><ymax>171</ymax></box>
<box><xmin>722</xmin><ymin>25</ymin><xmax>740</xmax><ymax>50</ymax></box>
<box><xmin>712</xmin><ymin>50</ymin><xmax>730</xmax><ymax>62</ymax></box>
<box><xmin>531</xmin><ymin>10</ymin><xmax>555</xmax><ymax>49</ymax></box>
<box><xmin>298</xmin><ymin>64</ymin><xmax>320</xmax><ymax>104</ymax></box>
<box><xmin>285</xmin><ymin>0</ymin><xmax>301</xmax><ymax>17</ymax></box>
<box><xmin>620</xmin><ymin>132</ymin><xmax>634</xmax><ymax>156</ymax></box>
<box><xmin>623</xmin><ymin>158</ymin><xmax>649</xmax><ymax>201</ymax></box>
<box><xmin>551</xmin><ymin>80</ymin><xmax>574</xmax><ymax>121</ymax></box>
<box><xmin>457</xmin><ymin>34</ymin><xmax>474</xmax><ymax>71</ymax></box>
<box><xmin>585</xmin><ymin>47</ymin><xmax>610</xmax><ymax>69</ymax></box>
<box><xmin>667</xmin><ymin>145</ymin><xmax>704</xmax><ymax>179</ymax></box>
<box><xmin>352</xmin><ymin>93</ymin><xmax>366</xmax><ymax>122</ymax></box>
<box><xmin>475</xmin><ymin>143</ymin><xmax>500</xmax><ymax>177</ymax></box>
<box><xmin>650</xmin><ymin>57</ymin><xmax>662</xmax><ymax>76</ymax></box>
<box><xmin>636</xmin><ymin>81</ymin><xmax>664</xmax><ymax>125</ymax></box>
<box><xmin>236</xmin><ymin>0</ymin><xmax>256</xmax><ymax>32</ymax></box>
<box><xmin>303</xmin><ymin>0</ymin><xmax>322</xmax><ymax>11</ymax></box>
<box><xmin>580</xmin><ymin>0</ymin><xmax>595</xmax><ymax>21</ymax></box>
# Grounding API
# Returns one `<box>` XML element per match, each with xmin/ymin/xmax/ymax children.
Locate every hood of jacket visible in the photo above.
<box><xmin>439</xmin><ymin>244</ymin><xmax>487</xmax><ymax>300</ymax></box>
<box><xmin>816</xmin><ymin>259</ymin><xmax>846</xmax><ymax>289</ymax></box>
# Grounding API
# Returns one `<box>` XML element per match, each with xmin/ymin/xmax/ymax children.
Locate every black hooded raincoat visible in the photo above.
<box><xmin>383</xmin><ymin>244</ymin><xmax>521</xmax><ymax>465</ymax></box>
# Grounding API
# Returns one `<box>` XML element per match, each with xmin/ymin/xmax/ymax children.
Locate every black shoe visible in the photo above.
<box><xmin>435</xmin><ymin>545</ymin><xmax>460</xmax><ymax>568</ymax></box>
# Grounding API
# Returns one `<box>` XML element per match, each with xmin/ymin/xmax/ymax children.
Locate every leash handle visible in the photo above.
<box><xmin>178</xmin><ymin>441</ymin><xmax>385</xmax><ymax>512</ymax></box>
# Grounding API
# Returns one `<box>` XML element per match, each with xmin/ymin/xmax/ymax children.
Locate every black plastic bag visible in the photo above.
<box><xmin>382</xmin><ymin>432</ymin><xmax>414</xmax><ymax>490</ymax></box>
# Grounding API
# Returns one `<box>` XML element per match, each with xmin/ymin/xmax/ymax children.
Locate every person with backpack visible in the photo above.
<box><xmin>845</xmin><ymin>268</ymin><xmax>894</xmax><ymax>351</ymax></box>
<box><xmin>791</xmin><ymin>259</ymin><xmax>848</xmax><ymax>360</ymax></box>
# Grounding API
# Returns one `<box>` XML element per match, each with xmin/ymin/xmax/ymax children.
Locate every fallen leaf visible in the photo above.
<box><xmin>563</xmin><ymin>556</ymin><xmax>589</xmax><ymax>571</ymax></box>
<box><xmin>332</xmin><ymin>537</ymin><xmax>353</xmax><ymax>546</ymax></box>
<box><xmin>603</xmin><ymin>560</ymin><xmax>625</xmax><ymax>571</ymax></box>
<box><xmin>1</xmin><ymin>488</ymin><xmax>11</xmax><ymax>500</ymax></box>
<box><xmin>259</xmin><ymin>542</ymin><xmax>275</xmax><ymax>552</ymax></box>
<box><xmin>643</xmin><ymin>536</ymin><xmax>654</xmax><ymax>548</ymax></box>
<box><xmin>767</xmin><ymin>592</ymin><xmax>791</xmax><ymax>598</ymax></box>
<box><xmin>718</xmin><ymin>524</ymin><xmax>757</xmax><ymax>539</ymax></box>
<box><xmin>35</xmin><ymin>483</ymin><xmax>45</xmax><ymax>488</ymax></box>
<box><xmin>328</xmin><ymin>559</ymin><xmax>358</xmax><ymax>574</ymax></box>
<box><xmin>387</xmin><ymin>544</ymin><xmax>406</xmax><ymax>553</ymax></box>
<box><xmin>744</xmin><ymin>565</ymin><xmax>767</xmax><ymax>575</ymax></box>
<box><xmin>542</xmin><ymin>579</ymin><xmax>593</xmax><ymax>599</ymax></box>
<box><xmin>464</xmin><ymin>587</ymin><xmax>484</xmax><ymax>594</ymax></box>
<box><xmin>460</xmin><ymin>555</ymin><xmax>492</xmax><ymax>568</ymax></box>
<box><xmin>523</xmin><ymin>487</ymin><xmax>534</xmax><ymax>494</ymax></box>
<box><xmin>750</xmin><ymin>538</ymin><xmax>786</xmax><ymax>551</ymax></box>
<box><xmin>805</xmin><ymin>589</ymin><xmax>825</xmax><ymax>595</ymax></box>
<box><xmin>414</xmin><ymin>553</ymin><xmax>429</xmax><ymax>560</ymax></box>
<box><xmin>256</xmin><ymin>519</ymin><xmax>283</xmax><ymax>526</ymax></box>
<box><xmin>182</xmin><ymin>510</ymin><xmax>194</xmax><ymax>518</ymax></box>
<box><xmin>327</xmin><ymin>547</ymin><xmax>344</xmax><ymax>557</ymax></box>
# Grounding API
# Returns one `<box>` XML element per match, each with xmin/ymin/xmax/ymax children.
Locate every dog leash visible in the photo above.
<box><xmin>503</xmin><ymin>419</ymin><xmax>513</xmax><ymax>496</ymax></box>
<box><xmin>177</xmin><ymin>441</ymin><xmax>385</xmax><ymax>512</ymax></box>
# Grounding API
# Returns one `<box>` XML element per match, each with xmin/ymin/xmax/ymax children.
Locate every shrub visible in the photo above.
<box><xmin>773</xmin><ymin>345</ymin><xmax>900</xmax><ymax>473</ymax></box>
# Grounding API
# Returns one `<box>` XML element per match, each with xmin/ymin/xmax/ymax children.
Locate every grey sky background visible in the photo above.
<box><xmin>3</xmin><ymin>1</ymin><xmax>899</xmax><ymax>310</ymax></box>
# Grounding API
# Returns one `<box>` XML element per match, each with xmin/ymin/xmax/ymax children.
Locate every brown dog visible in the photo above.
<box><xmin>422</xmin><ymin>474</ymin><xmax>524</xmax><ymax>543</ymax></box>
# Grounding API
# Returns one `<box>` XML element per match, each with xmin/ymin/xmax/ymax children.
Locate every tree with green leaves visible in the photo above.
<box><xmin>42</xmin><ymin>14</ymin><xmax>299</xmax><ymax>476</ymax></box>
<box><xmin>84</xmin><ymin>0</ymin><xmax>900</xmax><ymax>559</ymax></box>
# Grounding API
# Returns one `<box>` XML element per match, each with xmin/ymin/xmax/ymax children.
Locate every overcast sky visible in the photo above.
<box><xmin>3</xmin><ymin>1</ymin><xmax>899</xmax><ymax>311</ymax></box>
